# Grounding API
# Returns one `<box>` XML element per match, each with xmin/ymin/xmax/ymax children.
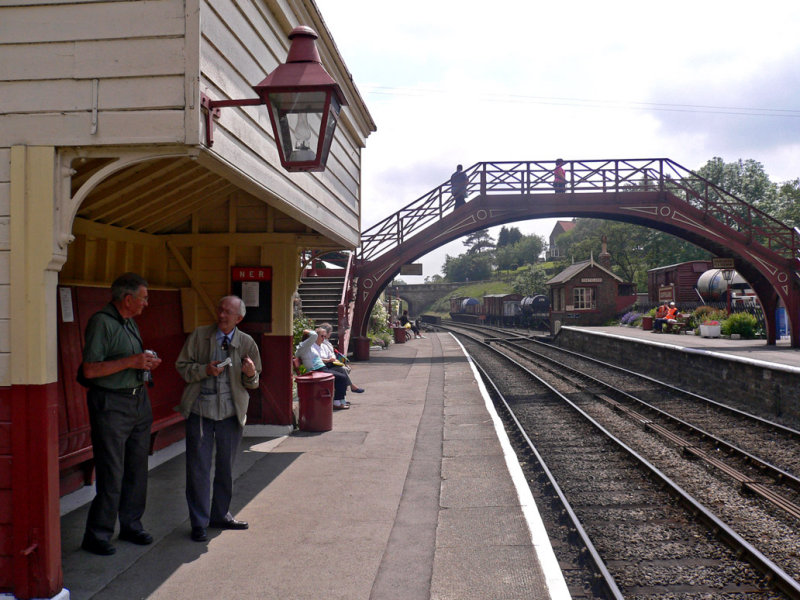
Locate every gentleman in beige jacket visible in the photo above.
<box><xmin>176</xmin><ymin>295</ymin><xmax>261</xmax><ymax>542</ymax></box>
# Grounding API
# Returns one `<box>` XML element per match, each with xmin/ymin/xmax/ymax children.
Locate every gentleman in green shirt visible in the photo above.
<box><xmin>80</xmin><ymin>272</ymin><xmax>162</xmax><ymax>556</ymax></box>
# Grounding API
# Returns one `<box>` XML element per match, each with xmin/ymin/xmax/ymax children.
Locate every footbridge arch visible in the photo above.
<box><xmin>352</xmin><ymin>159</ymin><xmax>800</xmax><ymax>349</ymax></box>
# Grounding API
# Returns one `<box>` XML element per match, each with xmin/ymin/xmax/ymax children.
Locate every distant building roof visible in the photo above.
<box><xmin>554</xmin><ymin>220</ymin><xmax>576</xmax><ymax>232</ymax></box>
<box><xmin>646</xmin><ymin>259</ymin><xmax>712</xmax><ymax>273</ymax></box>
<box><xmin>546</xmin><ymin>256</ymin><xmax>625</xmax><ymax>285</ymax></box>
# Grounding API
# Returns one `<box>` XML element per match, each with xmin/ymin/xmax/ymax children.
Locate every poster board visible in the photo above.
<box><xmin>231</xmin><ymin>266</ymin><xmax>272</xmax><ymax>324</ymax></box>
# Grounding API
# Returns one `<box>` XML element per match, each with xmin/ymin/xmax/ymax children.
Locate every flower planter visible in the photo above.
<box><xmin>700</xmin><ymin>324</ymin><xmax>721</xmax><ymax>338</ymax></box>
<box><xmin>641</xmin><ymin>316</ymin><xmax>653</xmax><ymax>330</ymax></box>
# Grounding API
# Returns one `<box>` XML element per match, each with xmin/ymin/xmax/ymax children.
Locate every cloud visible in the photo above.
<box><xmin>648</xmin><ymin>49</ymin><xmax>800</xmax><ymax>151</ymax></box>
<box><xmin>316</xmin><ymin>0</ymin><xmax>800</xmax><ymax>279</ymax></box>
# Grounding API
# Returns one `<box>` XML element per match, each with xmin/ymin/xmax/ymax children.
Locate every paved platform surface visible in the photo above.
<box><xmin>571</xmin><ymin>325</ymin><xmax>800</xmax><ymax>372</ymax></box>
<box><xmin>60</xmin><ymin>333</ymin><xmax>569</xmax><ymax>600</ymax></box>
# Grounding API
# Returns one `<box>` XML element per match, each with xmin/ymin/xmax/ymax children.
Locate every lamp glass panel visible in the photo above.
<box><xmin>317</xmin><ymin>95</ymin><xmax>342</xmax><ymax>167</ymax></box>
<box><xmin>268</xmin><ymin>91</ymin><xmax>327</xmax><ymax>164</ymax></box>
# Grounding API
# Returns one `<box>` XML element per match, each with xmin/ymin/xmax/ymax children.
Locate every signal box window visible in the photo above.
<box><xmin>573</xmin><ymin>287</ymin><xmax>596</xmax><ymax>310</ymax></box>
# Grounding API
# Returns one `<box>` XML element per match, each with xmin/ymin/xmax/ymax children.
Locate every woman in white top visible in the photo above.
<box><xmin>296</xmin><ymin>329</ymin><xmax>350</xmax><ymax>409</ymax></box>
<box><xmin>316</xmin><ymin>324</ymin><xmax>364</xmax><ymax>394</ymax></box>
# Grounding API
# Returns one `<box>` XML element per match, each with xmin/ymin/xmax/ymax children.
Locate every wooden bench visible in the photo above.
<box><xmin>664</xmin><ymin>314</ymin><xmax>690</xmax><ymax>334</ymax></box>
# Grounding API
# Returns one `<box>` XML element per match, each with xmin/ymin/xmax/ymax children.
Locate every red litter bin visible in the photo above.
<box><xmin>393</xmin><ymin>326</ymin><xmax>407</xmax><ymax>344</ymax></box>
<box><xmin>296</xmin><ymin>371</ymin><xmax>334</xmax><ymax>432</ymax></box>
<box><xmin>354</xmin><ymin>336</ymin><xmax>370</xmax><ymax>361</ymax></box>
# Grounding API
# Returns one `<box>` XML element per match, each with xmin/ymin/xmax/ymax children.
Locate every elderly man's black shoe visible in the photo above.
<box><xmin>190</xmin><ymin>527</ymin><xmax>208</xmax><ymax>542</ymax></box>
<box><xmin>119</xmin><ymin>529</ymin><xmax>153</xmax><ymax>545</ymax></box>
<box><xmin>82</xmin><ymin>537</ymin><xmax>116</xmax><ymax>555</ymax></box>
<box><xmin>209</xmin><ymin>518</ymin><xmax>248</xmax><ymax>530</ymax></box>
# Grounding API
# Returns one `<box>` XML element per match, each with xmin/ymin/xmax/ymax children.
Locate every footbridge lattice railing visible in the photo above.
<box><xmin>357</xmin><ymin>159</ymin><xmax>800</xmax><ymax>265</ymax></box>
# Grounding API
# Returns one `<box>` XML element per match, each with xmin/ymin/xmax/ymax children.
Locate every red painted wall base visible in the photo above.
<box><xmin>9</xmin><ymin>383</ymin><xmax>62</xmax><ymax>600</ymax></box>
<box><xmin>245</xmin><ymin>334</ymin><xmax>293</xmax><ymax>426</ymax></box>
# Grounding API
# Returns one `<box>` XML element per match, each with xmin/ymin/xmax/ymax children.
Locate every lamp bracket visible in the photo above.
<box><xmin>200</xmin><ymin>92</ymin><xmax>262</xmax><ymax>147</ymax></box>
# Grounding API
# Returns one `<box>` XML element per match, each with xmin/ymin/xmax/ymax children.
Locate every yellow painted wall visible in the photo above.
<box><xmin>63</xmin><ymin>187</ymin><xmax>312</xmax><ymax>337</ymax></box>
<box><xmin>9</xmin><ymin>146</ymin><xmax>59</xmax><ymax>385</ymax></box>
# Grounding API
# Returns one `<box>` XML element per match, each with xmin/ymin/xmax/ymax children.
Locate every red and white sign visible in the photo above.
<box><xmin>232</xmin><ymin>267</ymin><xmax>272</xmax><ymax>281</ymax></box>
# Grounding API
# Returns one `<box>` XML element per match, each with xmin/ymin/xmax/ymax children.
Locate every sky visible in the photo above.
<box><xmin>314</xmin><ymin>0</ymin><xmax>800</xmax><ymax>282</ymax></box>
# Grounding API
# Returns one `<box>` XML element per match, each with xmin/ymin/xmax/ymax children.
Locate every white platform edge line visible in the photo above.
<box><xmin>562</xmin><ymin>326</ymin><xmax>800</xmax><ymax>375</ymax></box>
<box><xmin>449</xmin><ymin>333</ymin><xmax>573</xmax><ymax>600</ymax></box>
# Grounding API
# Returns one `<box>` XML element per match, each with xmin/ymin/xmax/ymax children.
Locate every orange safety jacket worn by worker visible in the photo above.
<box><xmin>655</xmin><ymin>304</ymin><xmax>668</xmax><ymax>318</ymax></box>
<box><xmin>665</xmin><ymin>307</ymin><xmax>678</xmax><ymax>320</ymax></box>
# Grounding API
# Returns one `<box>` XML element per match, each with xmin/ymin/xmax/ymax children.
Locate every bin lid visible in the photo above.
<box><xmin>295</xmin><ymin>370</ymin><xmax>334</xmax><ymax>384</ymax></box>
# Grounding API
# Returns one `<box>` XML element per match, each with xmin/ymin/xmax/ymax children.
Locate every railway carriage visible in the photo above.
<box><xmin>483</xmin><ymin>293</ymin><xmax>523</xmax><ymax>326</ymax></box>
<box><xmin>449</xmin><ymin>296</ymin><xmax>484</xmax><ymax>323</ymax></box>
<box><xmin>647</xmin><ymin>260</ymin><xmax>713</xmax><ymax>303</ymax></box>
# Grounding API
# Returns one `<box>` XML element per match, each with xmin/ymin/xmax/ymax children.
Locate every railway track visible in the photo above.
<box><xmin>435</xmin><ymin>321</ymin><xmax>800</xmax><ymax>599</ymax></box>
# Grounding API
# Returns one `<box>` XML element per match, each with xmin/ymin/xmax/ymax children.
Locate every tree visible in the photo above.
<box><xmin>462</xmin><ymin>229</ymin><xmax>495</xmax><ymax>255</ymax></box>
<box><xmin>696</xmin><ymin>157</ymin><xmax>777</xmax><ymax>208</ymax></box>
<box><xmin>513</xmin><ymin>234</ymin><xmax>544</xmax><ymax>265</ymax></box>
<box><xmin>496</xmin><ymin>226</ymin><xmax>523</xmax><ymax>248</ymax></box>
<box><xmin>495</xmin><ymin>234</ymin><xmax>545</xmax><ymax>271</ymax></box>
<box><xmin>494</xmin><ymin>245</ymin><xmax>517</xmax><ymax>272</ymax></box>
<box><xmin>511</xmin><ymin>267</ymin><xmax>548</xmax><ymax>296</ymax></box>
<box><xmin>770</xmin><ymin>179</ymin><xmax>800</xmax><ymax>228</ymax></box>
<box><xmin>442</xmin><ymin>253</ymin><xmax>493</xmax><ymax>281</ymax></box>
<box><xmin>557</xmin><ymin>219</ymin><xmax>710</xmax><ymax>290</ymax></box>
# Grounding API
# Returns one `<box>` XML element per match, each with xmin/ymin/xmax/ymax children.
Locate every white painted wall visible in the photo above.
<box><xmin>0</xmin><ymin>148</ymin><xmax>9</xmax><ymax>386</ymax></box>
<box><xmin>0</xmin><ymin>0</ymin><xmax>189</xmax><ymax>146</ymax></box>
<box><xmin>195</xmin><ymin>0</ymin><xmax>372</xmax><ymax>248</ymax></box>
<box><xmin>0</xmin><ymin>0</ymin><xmax>375</xmax><ymax>387</ymax></box>
<box><xmin>0</xmin><ymin>0</ymin><xmax>374</xmax><ymax>250</ymax></box>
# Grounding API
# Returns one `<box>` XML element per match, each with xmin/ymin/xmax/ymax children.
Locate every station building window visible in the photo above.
<box><xmin>573</xmin><ymin>286</ymin><xmax>596</xmax><ymax>310</ymax></box>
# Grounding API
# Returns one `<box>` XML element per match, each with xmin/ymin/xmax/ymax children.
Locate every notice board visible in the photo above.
<box><xmin>231</xmin><ymin>266</ymin><xmax>272</xmax><ymax>325</ymax></box>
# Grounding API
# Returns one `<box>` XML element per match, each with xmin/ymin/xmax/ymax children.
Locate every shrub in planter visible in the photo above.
<box><xmin>690</xmin><ymin>307</ymin><xmax>726</xmax><ymax>332</ymax></box>
<box><xmin>620</xmin><ymin>311</ymin><xmax>641</xmax><ymax>326</ymax></box>
<box><xmin>293</xmin><ymin>316</ymin><xmax>316</xmax><ymax>346</ymax></box>
<box><xmin>722</xmin><ymin>312</ymin><xmax>758</xmax><ymax>338</ymax></box>
<box><xmin>699</xmin><ymin>319</ymin><xmax>721</xmax><ymax>337</ymax></box>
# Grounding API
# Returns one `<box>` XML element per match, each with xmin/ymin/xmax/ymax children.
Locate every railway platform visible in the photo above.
<box><xmin>574</xmin><ymin>324</ymin><xmax>800</xmax><ymax>372</ymax></box>
<box><xmin>59</xmin><ymin>333</ymin><xmax>570</xmax><ymax>600</ymax></box>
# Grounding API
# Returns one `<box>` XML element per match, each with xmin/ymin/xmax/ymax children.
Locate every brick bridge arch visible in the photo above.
<box><xmin>351</xmin><ymin>159</ymin><xmax>800</xmax><ymax>349</ymax></box>
<box><xmin>388</xmin><ymin>282</ymin><xmax>466</xmax><ymax>315</ymax></box>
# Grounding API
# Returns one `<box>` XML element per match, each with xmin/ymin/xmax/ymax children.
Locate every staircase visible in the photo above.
<box><xmin>298</xmin><ymin>275</ymin><xmax>346</xmax><ymax>340</ymax></box>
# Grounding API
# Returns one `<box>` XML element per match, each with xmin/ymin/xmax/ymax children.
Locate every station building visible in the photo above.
<box><xmin>0</xmin><ymin>1</ymin><xmax>375</xmax><ymax>598</ymax></box>
<box><xmin>547</xmin><ymin>239</ymin><xmax>637</xmax><ymax>332</ymax></box>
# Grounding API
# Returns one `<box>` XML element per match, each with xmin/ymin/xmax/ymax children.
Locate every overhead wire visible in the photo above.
<box><xmin>360</xmin><ymin>85</ymin><xmax>800</xmax><ymax>118</ymax></box>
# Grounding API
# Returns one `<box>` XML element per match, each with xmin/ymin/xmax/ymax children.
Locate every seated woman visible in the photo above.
<box><xmin>318</xmin><ymin>323</ymin><xmax>364</xmax><ymax>393</ymax></box>
<box><xmin>400</xmin><ymin>310</ymin><xmax>424</xmax><ymax>339</ymax></box>
<box><xmin>295</xmin><ymin>329</ymin><xmax>350</xmax><ymax>410</ymax></box>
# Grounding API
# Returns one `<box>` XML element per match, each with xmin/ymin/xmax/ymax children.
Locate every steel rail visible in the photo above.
<box><xmin>469</xmin><ymin>348</ymin><xmax>624</xmax><ymax>599</ymax></box>
<box><xmin>439</xmin><ymin>323</ymin><xmax>800</xmax><ymax>598</ymax></box>
<box><xmin>499</xmin><ymin>338</ymin><xmax>800</xmax><ymax>495</ymax></box>
<box><xmin>447</xmin><ymin>322</ymin><xmax>800</xmax><ymax>516</ymax></box>
<box><xmin>527</xmin><ymin>336</ymin><xmax>800</xmax><ymax>442</ymax></box>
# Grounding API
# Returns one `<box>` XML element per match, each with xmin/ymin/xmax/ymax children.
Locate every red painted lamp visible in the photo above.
<box><xmin>201</xmin><ymin>26</ymin><xmax>347</xmax><ymax>172</ymax></box>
